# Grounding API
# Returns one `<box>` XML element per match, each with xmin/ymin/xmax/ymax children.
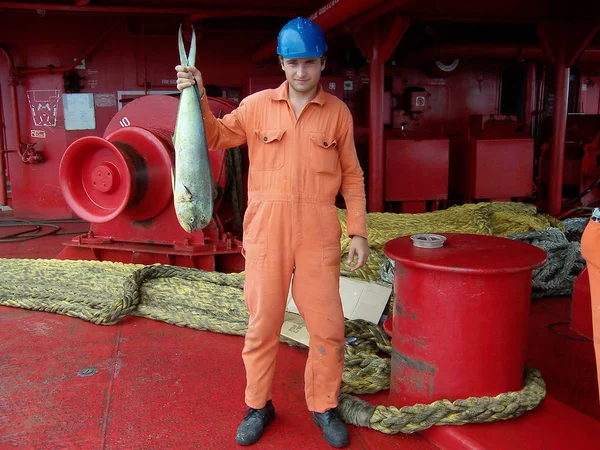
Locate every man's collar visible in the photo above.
<box><xmin>271</xmin><ymin>80</ymin><xmax>326</xmax><ymax>106</ymax></box>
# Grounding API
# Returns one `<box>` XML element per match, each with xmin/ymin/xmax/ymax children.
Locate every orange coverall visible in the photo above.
<box><xmin>200</xmin><ymin>81</ymin><xmax>367</xmax><ymax>413</ymax></box>
<box><xmin>580</xmin><ymin>218</ymin><xmax>600</xmax><ymax>399</ymax></box>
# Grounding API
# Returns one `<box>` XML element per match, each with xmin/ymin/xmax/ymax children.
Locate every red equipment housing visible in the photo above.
<box><xmin>538</xmin><ymin>114</ymin><xmax>600</xmax><ymax>207</ymax></box>
<box><xmin>384</xmin><ymin>129</ymin><xmax>450</xmax><ymax>213</ymax></box>
<box><xmin>450</xmin><ymin>115</ymin><xmax>534</xmax><ymax>202</ymax></box>
<box><xmin>57</xmin><ymin>94</ymin><xmax>245</xmax><ymax>272</ymax></box>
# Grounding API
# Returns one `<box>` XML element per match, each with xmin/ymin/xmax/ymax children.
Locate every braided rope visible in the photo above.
<box><xmin>0</xmin><ymin>201</ymin><xmax>560</xmax><ymax>433</ymax></box>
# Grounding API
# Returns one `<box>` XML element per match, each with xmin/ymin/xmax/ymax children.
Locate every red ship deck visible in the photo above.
<box><xmin>1</xmin><ymin>211</ymin><xmax>600</xmax><ymax>449</ymax></box>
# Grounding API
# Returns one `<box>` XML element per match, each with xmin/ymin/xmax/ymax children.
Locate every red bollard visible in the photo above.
<box><xmin>383</xmin><ymin>233</ymin><xmax>546</xmax><ymax>406</ymax></box>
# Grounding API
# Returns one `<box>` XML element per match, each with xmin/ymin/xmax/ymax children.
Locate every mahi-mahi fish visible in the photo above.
<box><xmin>172</xmin><ymin>24</ymin><xmax>214</xmax><ymax>233</ymax></box>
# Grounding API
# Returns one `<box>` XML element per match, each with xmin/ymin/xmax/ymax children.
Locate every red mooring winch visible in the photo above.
<box><xmin>383</xmin><ymin>233</ymin><xmax>547</xmax><ymax>406</ymax></box>
<box><xmin>57</xmin><ymin>94</ymin><xmax>245</xmax><ymax>272</ymax></box>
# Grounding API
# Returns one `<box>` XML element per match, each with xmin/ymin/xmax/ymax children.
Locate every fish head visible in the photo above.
<box><xmin>174</xmin><ymin>199</ymin><xmax>211</xmax><ymax>233</ymax></box>
<box><xmin>174</xmin><ymin>201</ymin><xmax>199</xmax><ymax>233</ymax></box>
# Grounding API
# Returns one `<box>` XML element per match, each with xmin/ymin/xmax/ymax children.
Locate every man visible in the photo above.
<box><xmin>581</xmin><ymin>208</ymin><xmax>600</xmax><ymax>403</ymax></box>
<box><xmin>176</xmin><ymin>17</ymin><xmax>369</xmax><ymax>448</ymax></box>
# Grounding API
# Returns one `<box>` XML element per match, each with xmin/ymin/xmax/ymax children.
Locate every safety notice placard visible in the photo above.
<box><xmin>63</xmin><ymin>93</ymin><xmax>96</xmax><ymax>130</ymax></box>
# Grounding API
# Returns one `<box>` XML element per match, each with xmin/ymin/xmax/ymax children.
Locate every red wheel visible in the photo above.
<box><xmin>105</xmin><ymin>127</ymin><xmax>173</xmax><ymax>221</ymax></box>
<box><xmin>59</xmin><ymin>127</ymin><xmax>173</xmax><ymax>223</ymax></box>
<box><xmin>60</xmin><ymin>136</ymin><xmax>133</xmax><ymax>222</ymax></box>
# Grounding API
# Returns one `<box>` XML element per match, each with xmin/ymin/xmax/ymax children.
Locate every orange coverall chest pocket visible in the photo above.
<box><xmin>309</xmin><ymin>131</ymin><xmax>339</xmax><ymax>175</ymax></box>
<box><xmin>253</xmin><ymin>129</ymin><xmax>286</xmax><ymax>170</ymax></box>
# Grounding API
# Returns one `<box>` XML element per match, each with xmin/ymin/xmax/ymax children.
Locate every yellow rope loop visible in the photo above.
<box><xmin>106</xmin><ymin>264</ymin><xmax>246</xmax><ymax>325</ymax></box>
<box><xmin>365</xmin><ymin>367</ymin><xmax>546</xmax><ymax>434</ymax></box>
<box><xmin>134</xmin><ymin>268</ymin><xmax>250</xmax><ymax>336</ymax></box>
<box><xmin>337</xmin><ymin>202</ymin><xmax>564</xmax><ymax>282</ymax></box>
<box><xmin>143</xmin><ymin>264</ymin><xmax>246</xmax><ymax>288</ymax></box>
<box><xmin>345</xmin><ymin>319</ymin><xmax>392</xmax><ymax>354</ymax></box>
<box><xmin>341</xmin><ymin>352</ymin><xmax>391</xmax><ymax>394</ymax></box>
<box><xmin>338</xmin><ymin>202</ymin><xmax>562</xmax><ymax>259</ymax></box>
<box><xmin>490</xmin><ymin>210</ymin><xmax>561</xmax><ymax>236</ymax></box>
<box><xmin>340</xmin><ymin>254</ymin><xmax>384</xmax><ymax>281</ymax></box>
<box><xmin>341</xmin><ymin>320</ymin><xmax>392</xmax><ymax>394</ymax></box>
<box><xmin>346</xmin><ymin>340</ymin><xmax>379</xmax><ymax>355</ymax></box>
<box><xmin>339</xmin><ymin>318</ymin><xmax>546</xmax><ymax>432</ymax></box>
<box><xmin>0</xmin><ymin>257</ymin><xmax>549</xmax><ymax>434</ymax></box>
<box><xmin>0</xmin><ymin>258</ymin><xmax>141</xmax><ymax>325</ymax></box>
<box><xmin>345</xmin><ymin>319</ymin><xmax>380</xmax><ymax>341</ymax></box>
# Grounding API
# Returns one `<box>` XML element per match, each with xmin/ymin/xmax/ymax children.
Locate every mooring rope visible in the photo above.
<box><xmin>1</xmin><ymin>202</ymin><xmax>568</xmax><ymax>433</ymax></box>
<box><xmin>338</xmin><ymin>367</ymin><xmax>545</xmax><ymax>434</ymax></box>
<box><xmin>338</xmin><ymin>201</ymin><xmax>562</xmax><ymax>282</ymax></box>
<box><xmin>0</xmin><ymin>258</ymin><xmax>546</xmax><ymax>434</ymax></box>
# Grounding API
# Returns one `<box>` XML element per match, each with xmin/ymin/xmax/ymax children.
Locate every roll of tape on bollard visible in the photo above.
<box><xmin>411</xmin><ymin>234</ymin><xmax>446</xmax><ymax>248</ymax></box>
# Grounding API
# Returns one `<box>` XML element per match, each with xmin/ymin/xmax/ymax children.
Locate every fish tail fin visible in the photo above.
<box><xmin>188</xmin><ymin>26</ymin><xmax>196</xmax><ymax>68</ymax></box>
<box><xmin>178</xmin><ymin>24</ymin><xmax>189</xmax><ymax>67</ymax></box>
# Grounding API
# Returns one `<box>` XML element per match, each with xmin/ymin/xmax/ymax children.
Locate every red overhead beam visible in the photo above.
<box><xmin>0</xmin><ymin>2</ymin><xmax>296</xmax><ymax>17</ymax></box>
<box><xmin>252</xmin><ymin>0</ymin><xmax>413</xmax><ymax>62</ymax></box>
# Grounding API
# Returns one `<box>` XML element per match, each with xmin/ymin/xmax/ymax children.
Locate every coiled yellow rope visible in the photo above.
<box><xmin>0</xmin><ymin>258</ymin><xmax>546</xmax><ymax>434</ymax></box>
<box><xmin>339</xmin><ymin>319</ymin><xmax>545</xmax><ymax>433</ymax></box>
<box><xmin>339</xmin><ymin>202</ymin><xmax>562</xmax><ymax>280</ymax></box>
<box><xmin>0</xmin><ymin>202</ymin><xmax>555</xmax><ymax>433</ymax></box>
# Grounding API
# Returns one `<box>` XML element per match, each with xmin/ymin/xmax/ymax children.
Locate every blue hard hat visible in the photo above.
<box><xmin>276</xmin><ymin>17</ymin><xmax>328</xmax><ymax>58</ymax></box>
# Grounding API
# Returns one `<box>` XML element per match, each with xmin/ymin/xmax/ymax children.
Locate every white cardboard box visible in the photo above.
<box><xmin>281</xmin><ymin>276</ymin><xmax>392</xmax><ymax>346</ymax></box>
<box><xmin>281</xmin><ymin>312</ymin><xmax>312</xmax><ymax>346</ymax></box>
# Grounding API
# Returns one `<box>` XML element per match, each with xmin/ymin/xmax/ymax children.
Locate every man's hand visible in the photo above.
<box><xmin>347</xmin><ymin>236</ymin><xmax>370</xmax><ymax>271</ymax></box>
<box><xmin>175</xmin><ymin>65</ymin><xmax>204</xmax><ymax>96</ymax></box>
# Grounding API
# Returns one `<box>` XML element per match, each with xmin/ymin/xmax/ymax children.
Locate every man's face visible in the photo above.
<box><xmin>280</xmin><ymin>57</ymin><xmax>326</xmax><ymax>94</ymax></box>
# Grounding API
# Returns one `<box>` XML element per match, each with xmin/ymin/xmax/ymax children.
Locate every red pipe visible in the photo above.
<box><xmin>252</xmin><ymin>0</ymin><xmax>394</xmax><ymax>62</ymax></box>
<box><xmin>0</xmin><ymin>46</ymin><xmax>18</xmax><ymax>206</ymax></box>
<box><xmin>524</xmin><ymin>63</ymin><xmax>537</xmax><ymax>132</ymax></box>
<box><xmin>0</xmin><ymin>2</ymin><xmax>296</xmax><ymax>17</ymax></box>
<box><xmin>548</xmin><ymin>62</ymin><xmax>570</xmax><ymax>216</ymax></box>
<box><xmin>369</xmin><ymin>48</ymin><xmax>385</xmax><ymax>213</ymax></box>
<box><xmin>0</xmin><ymin>78</ymin><xmax>6</xmax><ymax>206</ymax></box>
<box><xmin>352</xmin><ymin>15</ymin><xmax>408</xmax><ymax>213</ymax></box>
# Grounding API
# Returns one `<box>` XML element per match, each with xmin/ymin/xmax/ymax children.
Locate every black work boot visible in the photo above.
<box><xmin>235</xmin><ymin>400</ymin><xmax>276</xmax><ymax>446</ymax></box>
<box><xmin>312</xmin><ymin>408</ymin><xmax>350</xmax><ymax>448</ymax></box>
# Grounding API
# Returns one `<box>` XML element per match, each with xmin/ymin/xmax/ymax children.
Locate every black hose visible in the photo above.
<box><xmin>225</xmin><ymin>146</ymin><xmax>244</xmax><ymax>229</ymax></box>
<box><xmin>561</xmin><ymin>176</ymin><xmax>600</xmax><ymax>210</ymax></box>
<box><xmin>0</xmin><ymin>219</ymin><xmax>89</xmax><ymax>243</ymax></box>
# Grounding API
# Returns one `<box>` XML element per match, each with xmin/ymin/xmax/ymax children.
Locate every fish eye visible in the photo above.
<box><xmin>189</xmin><ymin>217</ymin><xmax>195</xmax><ymax>223</ymax></box>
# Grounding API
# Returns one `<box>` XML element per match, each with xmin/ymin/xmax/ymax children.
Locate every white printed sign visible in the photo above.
<box><xmin>30</xmin><ymin>130</ymin><xmax>46</xmax><ymax>138</ymax></box>
<box><xmin>63</xmin><ymin>93</ymin><xmax>96</xmax><ymax>130</ymax></box>
<box><xmin>94</xmin><ymin>93</ymin><xmax>116</xmax><ymax>108</ymax></box>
